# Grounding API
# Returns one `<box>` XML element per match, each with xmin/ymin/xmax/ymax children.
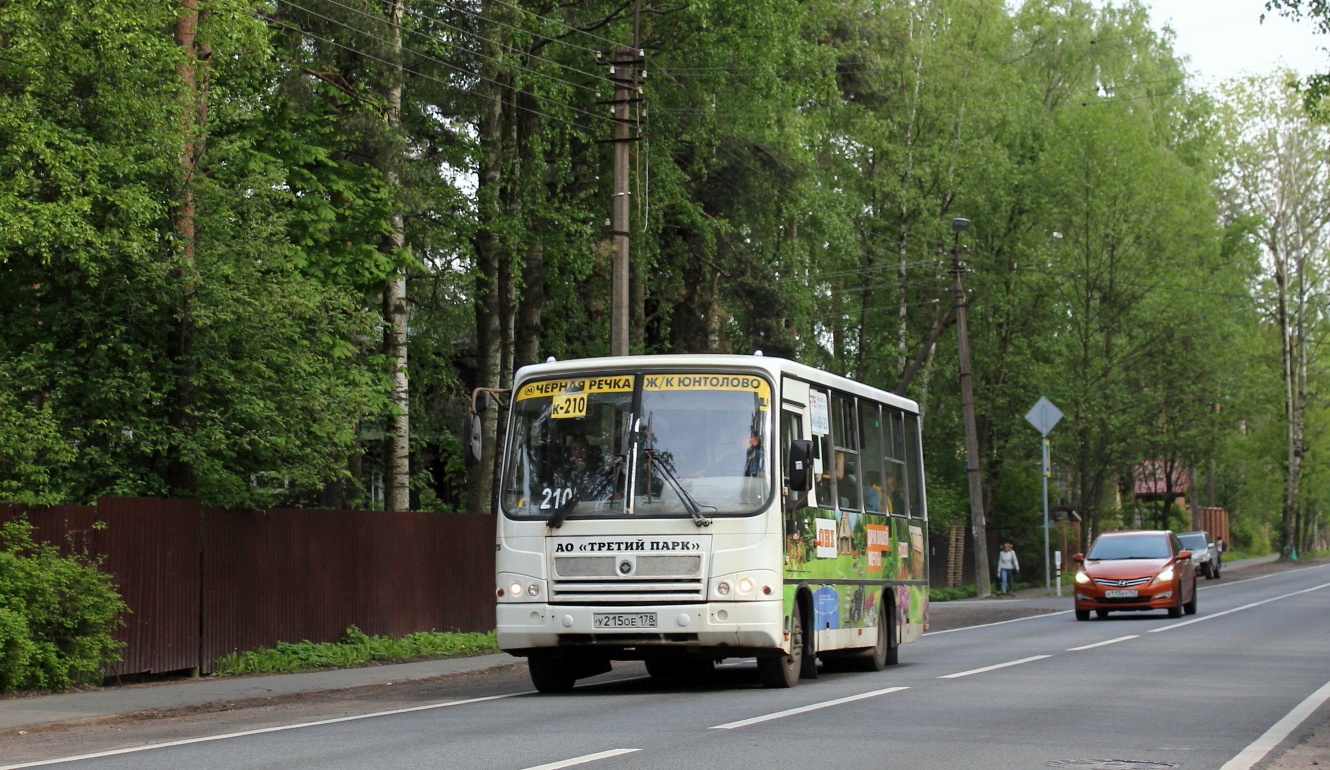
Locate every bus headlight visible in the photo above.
<box><xmin>712</xmin><ymin>571</ymin><xmax>775</xmax><ymax>600</ymax></box>
<box><xmin>497</xmin><ymin>577</ymin><xmax>543</xmax><ymax>600</ymax></box>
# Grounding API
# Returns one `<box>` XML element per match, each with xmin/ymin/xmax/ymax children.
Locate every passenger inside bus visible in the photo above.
<box><xmin>884</xmin><ymin>471</ymin><xmax>904</xmax><ymax>516</ymax></box>
<box><xmin>743</xmin><ymin>429</ymin><xmax>764</xmax><ymax>477</ymax></box>
<box><xmin>567</xmin><ymin>435</ymin><xmax>618</xmax><ymax>501</ymax></box>
<box><xmin>836</xmin><ymin>452</ymin><xmax>861</xmax><ymax>509</ymax></box>
<box><xmin>864</xmin><ymin>470</ymin><xmax>883</xmax><ymax>512</ymax></box>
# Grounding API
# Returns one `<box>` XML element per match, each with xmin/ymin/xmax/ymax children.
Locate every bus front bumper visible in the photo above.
<box><xmin>496</xmin><ymin>600</ymin><xmax>785</xmax><ymax>656</ymax></box>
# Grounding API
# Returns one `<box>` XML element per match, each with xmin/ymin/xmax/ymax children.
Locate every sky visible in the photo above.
<box><xmin>1144</xmin><ymin>0</ymin><xmax>1329</xmax><ymax>86</ymax></box>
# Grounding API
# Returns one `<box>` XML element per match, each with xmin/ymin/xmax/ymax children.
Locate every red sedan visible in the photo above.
<box><xmin>1072</xmin><ymin>530</ymin><xmax>1198</xmax><ymax>620</ymax></box>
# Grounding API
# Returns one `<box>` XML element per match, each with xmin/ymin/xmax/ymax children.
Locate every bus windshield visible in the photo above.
<box><xmin>501</xmin><ymin>372</ymin><xmax>772</xmax><ymax>521</ymax></box>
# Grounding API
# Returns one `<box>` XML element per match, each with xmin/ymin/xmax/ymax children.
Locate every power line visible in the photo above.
<box><xmin>286</xmin><ymin>0</ymin><xmax>609</xmax><ymax>99</ymax></box>
<box><xmin>269</xmin><ymin>1</ymin><xmax>614</xmax><ymax>133</ymax></box>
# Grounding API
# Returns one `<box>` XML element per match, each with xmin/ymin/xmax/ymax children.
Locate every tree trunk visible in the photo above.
<box><xmin>166</xmin><ymin>0</ymin><xmax>209</xmax><ymax>497</ymax></box>
<box><xmin>466</xmin><ymin>7</ymin><xmax>509</xmax><ymax>515</ymax></box>
<box><xmin>382</xmin><ymin>0</ymin><xmax>411</xmax><ymax>512</ymax></box>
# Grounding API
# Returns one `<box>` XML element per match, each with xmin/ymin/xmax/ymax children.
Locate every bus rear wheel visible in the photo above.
<box><xmin>851</xmin><ymin>601</ymin><xmax>895</xmax><ymax>671</ymax></box>
<box><xmin>758</xmin><ymin>602</ymin><xmax>804</xmax><ymax>688</ymax></box>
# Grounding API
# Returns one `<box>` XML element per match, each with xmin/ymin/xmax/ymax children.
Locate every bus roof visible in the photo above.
<box><xmin>512</xmin><ymin>353</ymin><xmax>920</xmax><ymax>413</ymax></box>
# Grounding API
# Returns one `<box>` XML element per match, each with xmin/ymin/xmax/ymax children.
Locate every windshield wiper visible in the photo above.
<box><xmin>646</xmin><ymin>449</ymin><xmax>712</xmax><ymax>527</ymax></box>
<box><xmin>546</xmin><ymin>464</ymin><xmax>622</xmax><ymax>529</ymax></box>
<box><xmin>546</xmin><ymin>492</ymin><xmax>577</xmax><ymax>529</ymax></box>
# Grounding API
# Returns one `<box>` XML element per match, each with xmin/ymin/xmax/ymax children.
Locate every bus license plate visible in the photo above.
<box><xmin>594</xmin><ymin>612</ymin><xmax>657</xmax><ymax>629</ymax></box>
<box><xmin>1104</xmin><ymin>589</ymin><xmax>1138</xmax><ymax>598</ymax></box>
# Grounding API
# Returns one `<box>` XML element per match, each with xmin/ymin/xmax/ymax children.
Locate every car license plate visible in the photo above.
<box><xmin>594</xmin><ymin>612</ymin><xmax>657</xmax><ymax>629</ymax></box>
<box><xmin>1105</xmin><ymin>589</ymin><xmax>1139</xmax><ymax>598</ymax></box>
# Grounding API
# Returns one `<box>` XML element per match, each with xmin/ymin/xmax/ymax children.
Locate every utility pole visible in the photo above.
<box><xmin>951</xmin><ymin>217</ymin><xmax>991</xmax><ymax>598</ymax></box>
<box><xmin>608</xmin><ymin>46</ymin><xmax>640</xmax><ymax>357</ymax></box>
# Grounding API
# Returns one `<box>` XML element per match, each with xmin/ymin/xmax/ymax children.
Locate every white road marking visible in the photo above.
<box><xmin>522</xmin><ymin>749</ymin><xmax>641</xmax><ymax>769</ymax></box>
<box><xmin>1068</xmin><ymin>635</ymin><xmax>1138</xmax><ymax>651</ymax></box>
<box><xmin>709</xmin><ymin>686</ymin><xmax>909</xmax><ymax>729</ymax></box>
<box><xmin>926</xmin><ymin>610</ymin><xmax>1071</xmax><ymax>635</ymax></box>
<box><xmin>0</xmin><ymin>693</ymin><xmax>524</xmax><ymax>769</ymax></box>
<box><xmin>938</xmin><ymin>655</ymin><xmax>1050</xmax><ymax>679</ymax></box>
<box><xmin>1150</xmin><ymin>582</ymin><xmax>1330</xmax><ymax>633</ymax></box>
<box><xmin>1220</xmin><ymin>678</ymin><xmax>1330</xmax><ymax>770</ymax></box>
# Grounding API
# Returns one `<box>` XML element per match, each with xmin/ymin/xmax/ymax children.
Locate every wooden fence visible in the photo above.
<box><xmin>0</xmin><ymin>499</ymin><xmax>495</xmax><ymax>677</ymax></box>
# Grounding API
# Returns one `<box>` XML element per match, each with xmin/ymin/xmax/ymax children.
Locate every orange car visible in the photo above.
<box><xmin>1072</xmin><ymin>530</ymin><xmax>1198</xmax><ymax>621</ymax></box>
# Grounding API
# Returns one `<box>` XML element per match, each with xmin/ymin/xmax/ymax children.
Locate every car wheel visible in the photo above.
<box><xmin>1075</xmin><ymin>609</ymin><xmax>1090</xmax><ymax>621</ymax></box>
<box><xmin>1168</xmin><ymin>588</ymin><xmax>1184</xmax><ymax>618</ymax></box>
<box><xmin>1184</xmin><ymin>584</ymin><xmax>1198</xmax><ymax>615</ymax></box>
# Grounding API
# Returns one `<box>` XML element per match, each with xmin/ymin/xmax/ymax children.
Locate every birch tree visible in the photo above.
<box><xmin>1217</xmin><ymin>72</ymin><xmax>1330</xmax><ymax>558</ymax></box>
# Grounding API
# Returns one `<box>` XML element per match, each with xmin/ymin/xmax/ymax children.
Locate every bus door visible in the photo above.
<box><xmin>780</xmin><ymin>379</ymin><xmax>813</xmax><ymax>574</ymax></box>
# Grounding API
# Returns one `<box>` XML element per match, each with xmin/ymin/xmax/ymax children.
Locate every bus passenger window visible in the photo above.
<box><xmin>835</xmin><ymin>451</ymin><xmax>862</xmax><ymax>510</ymax></box>
<box><xmin>815</xmin><ymin>434</ymin><xmax>834</xmax><ymax>508</ymax></box>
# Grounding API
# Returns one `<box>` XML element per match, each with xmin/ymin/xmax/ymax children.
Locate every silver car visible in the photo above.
<box><xmin>1178</xmin><ymin>530</ymin><xmax>1221</xmax><ymax>579</ymax></box>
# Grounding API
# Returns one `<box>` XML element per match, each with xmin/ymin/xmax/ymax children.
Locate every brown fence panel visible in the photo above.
<box><xmin>200</xmin><ymin>509</ymin><xmax>495</xmax><ymax>673</ymax></box>
<box><xmin>438</xmin><ymin>513</ymin><xmax>497</xmax><ymax>634</ymax></box>
<box><xmin>1192</xmin><ymin>506</ymin><xmax>1230</xmax><ymax>544</ymax></box>
<box><xmin>94</xmin><ymin>498</ymin><xmax>201</xmax><ymax>677</ymax></box>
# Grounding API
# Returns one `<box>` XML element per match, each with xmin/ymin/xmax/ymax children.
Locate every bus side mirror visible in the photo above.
<box><xmin>786</xmin><ymin>439</ymin><xmax>813</xmax><ymax>492</ymax></box>
<box><xmin>475</xmin><ymin>391</ymin><xmax>491</xmax><ymax>413</ymax></box>
<box><xmin>464</xmin><ymin>412</ymin><xmax>483</xmax><ymax>466</ymax></box>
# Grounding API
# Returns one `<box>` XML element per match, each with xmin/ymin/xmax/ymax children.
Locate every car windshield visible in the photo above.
<box><xmin>1178</xmin><ymin>534</ymin><xmax>1207</xmax><ymax>551</ymax></box>
<box><xmin>1086</xmin><ymin>534</ymin><xmax>1171</xmax><ymax>560</ymax></box>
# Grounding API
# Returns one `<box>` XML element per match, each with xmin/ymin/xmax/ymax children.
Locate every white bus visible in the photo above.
<box><xmin>479</xmin><ymin>353</ymin><xmax>929</xmax><ymax>692</ymax></box>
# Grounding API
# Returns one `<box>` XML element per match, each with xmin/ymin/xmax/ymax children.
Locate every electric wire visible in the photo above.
<box><xmin>269</xmin><ymin>1</ymin><xmax>614</xmax><ymax>132</ymax></box>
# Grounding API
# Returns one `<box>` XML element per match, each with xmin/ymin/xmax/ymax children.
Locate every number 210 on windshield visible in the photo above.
<box><xmin>550</xmin><ymin>393</ymin><xmax>588</xmax><ymax>419</ymax></box>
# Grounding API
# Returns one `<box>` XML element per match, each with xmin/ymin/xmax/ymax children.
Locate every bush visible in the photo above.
<box><xmin>212</xmin><ymin>625</ymin><xmax>499</xmax><ymax>676</ymax></box>
<box><xmin>930</xmin><ymin>585</ymin><xmax>977</xmax><ymax>602</ymax></box>
<box><xmin>0</xmin><ymin>518</ymin><xmax>127</xmax><ymax>692</ymax></box>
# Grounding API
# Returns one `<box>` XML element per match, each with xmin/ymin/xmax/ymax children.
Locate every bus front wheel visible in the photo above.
<box><xmin>528</xmin><ymin>656</ymin><xmax>576</xmax><ymax>693</ymax></box>
<box><xmin>758</xmin><ymin>602</ymin><xmax>804</xmax><ymax>688</ymax></box>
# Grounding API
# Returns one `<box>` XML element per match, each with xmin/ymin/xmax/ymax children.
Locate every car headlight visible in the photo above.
<box><xmin>1074</xmin><ymin>570</ymin><xmax>1091</xmax><ymax>585</ymax></box>
<box><xmin>1151</xmin><ymin>566</ymin><xmax>1175</xmax><ymax>586</ymax></box>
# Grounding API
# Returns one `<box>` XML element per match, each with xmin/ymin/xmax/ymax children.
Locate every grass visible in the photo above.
<box><xmin>211</xmin><ymin>626</ymin><xmax>499</xmax><ymax>676</ymax></box>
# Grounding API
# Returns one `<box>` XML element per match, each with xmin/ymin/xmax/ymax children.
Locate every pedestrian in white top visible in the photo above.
<box><xmin>997</xmin><ymin>542</ymin><xmax>1020</xmax><ymax>596</ymax></box>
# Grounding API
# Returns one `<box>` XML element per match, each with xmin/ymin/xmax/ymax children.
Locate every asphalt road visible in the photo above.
<box><xmin>3</xmin><ymin>558</ymin><xmax>1327</xmax><ymax>770</ymax></box>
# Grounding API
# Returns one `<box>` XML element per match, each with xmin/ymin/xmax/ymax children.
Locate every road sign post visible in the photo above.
<box><xmin>1025</xmin><ymin>397</ymin><xmax>1063</xmax><ymax>594</ymax></box>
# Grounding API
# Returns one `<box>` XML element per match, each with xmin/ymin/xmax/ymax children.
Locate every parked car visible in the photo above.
<box><xmin>1072</xmin><ymin>530</ymin><xmax>1198</xmax><ymax>621</ymax></box>
<box><xmin>1177</xmin><ymin>530</ymin><xmax>1221</xmax><ymax>579</ymax></box>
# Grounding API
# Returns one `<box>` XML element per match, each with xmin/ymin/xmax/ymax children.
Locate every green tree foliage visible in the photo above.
<box><xmin>0</xmin><ymin>518</ymin><xmax>126</xmax><ymax>692</ymax></box>
<box><xmin>1265</xmin><ymin>0</ymin><xmax>1330</xmax><ymax>115</ymax></box>
<box><xmin>0</xmin><ymin>0</ymin><xmax>398</xmax><ymax>508</ymax></box>
<box><xmin>0</xmin><ymin>0</ymin><xmax>1313</xmax><ymax>560</ymax></box>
